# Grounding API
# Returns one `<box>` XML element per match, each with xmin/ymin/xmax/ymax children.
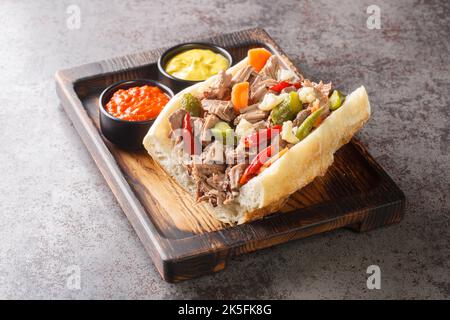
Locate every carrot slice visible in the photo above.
<box><xmin>248</xmin><ymin>48</ymin><xmax>272</xmax><ymax>72</ymax></box>
<box><xmin>313</xmin><ymin>116</ymin><xmax>323</xmax><ymax>128</ymax></box>
<box><xmin>310</xmin><ymin>99</ymin><xmax>322</xmax><ymax>127</ymax></box>
<box><xmin>231</xmin><ymin>82</ymin><xmax>249</xmax><ymax>112</ymax></box>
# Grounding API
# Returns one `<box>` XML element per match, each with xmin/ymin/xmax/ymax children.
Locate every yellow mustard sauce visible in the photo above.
<box><xmin>165</xmin><ymin>49</ymin><xmax>229</xmax><ymax>81</ymax></box>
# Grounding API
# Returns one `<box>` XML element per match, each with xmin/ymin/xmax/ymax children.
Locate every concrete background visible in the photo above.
<box><xmin>0</xmin><ymin>0</ymin><xmax>448</xmax><ymax>299</ymax></box>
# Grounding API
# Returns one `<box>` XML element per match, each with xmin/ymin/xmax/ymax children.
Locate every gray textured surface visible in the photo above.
<box><xmin>0</xmin><ymin>0</ymin><xmax>449</xmax><ymax>299</ymax></box>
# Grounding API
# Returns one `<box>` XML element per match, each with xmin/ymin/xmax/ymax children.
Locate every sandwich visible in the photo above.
<box><xmin>143</xmin><ymin>48</ymin><xmax>371</xmax><ymax>224</ymax></box>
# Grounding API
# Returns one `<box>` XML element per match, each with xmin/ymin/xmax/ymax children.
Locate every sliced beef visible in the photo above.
<box><xmin>234</xmin><ymin>108</ymin><xmax>268</xmax><ymax>125</ymax></box>
<box><xmin>168</xmin><ymin>109</ymin><xmax>187</xmax><ymax>132</ymax></box>
<box><xmin>201</xmin><ymin>99</ymin><xmax>236</xmax><ymax>122</ymax></box>
<box><xmin>314</xmin><ymin>80</ymin><xmax>333</xmax><ymax>98</ymax></box>
<box><xmin>190</xmin><ymin>116</ymin><xmax>204</xmax><ymax>134</ymax></box>
<box><xmin>192</xmin><ymin>162</ymin><xmax>226</xmax><ymax>178</ymax></box>
<box><xmin>247</xmin><ymin>69</ymin><xmax>259</xmax><ymax>86</ymax></box>
<box><xmin>201</xmin><ymin>114</ymin><xmax>220</xmax><ymax>144</ymax></box>
<box><xmin>259</xmin><ymin>55</ymin><xmax>280</xmax><ymax>80</ymax></box>
<box><xmin>250</xmin><ymin>76</ymin><xmax>278</xmax><ymax>103</ymax></box>
<box><xmin>225</xmin><ymin>143</ymin><xmax>252</xmax><ymax>166</ymax></box>
<box><xmin>292</xmin><ymin>109</ymin><xmax>311</xmax><ymax>127</ymax></box>
<box><xmin>204</xmin><ymin>113</ymin><xmax>220</xmax><ymax>128</ymax></box>
<box><xmin>250</xmin><ymin>83</ymin><xmax>268</xmax><ymax>103</ymax></box>
<box><xmin>173</xmin><ymin>140</ymin><xmax>192</xmax><ymax>167</ymax></box>
<box><xmin>251</xmin><ymin>120</ymin><xmax>267</xmax><ymax>131</ymax></box>
<box><xmin>203</xmin><ymin>70</ymin><xmax>232</xmax><ymax>100</ymax></box>
<box><xmin>303</xmin><ymin>79</ymin><xmax>332</xmax><ymax>107</ymax></box>
<box><xmin>281</xmin><ymin>86</ymin><xmax>297</xmax><ymax>94</ymax></box>
<box><xmin>313</xmin><ymin>81</ymin><xmax>332</xmax><ymax>123</ymax></box>
<box><xmin>227</xmin><ymin>163</ymin><xmax>247</xmax><ymax>191</ymax></box>
<box><xmin>222</xmin><ymin>162</ymin><xmax>248</xmax><ymax>205</ymax></box>
<box><xmin>277</xmin><ymin>136</ymin><xmax>288</xmax><ymax>150</ymax></box>
<box><xmin>235</xmin><ymin>102</ymin><xmax>268</xmax><ymax>122</ymax></box>
<box><xmin>301</xmin><ymin>79</ymin><xmax>334</xmax><ymax>125</ymax></box>
<box><xmin>198</xmin><ymin>187</ymin><xmax>227</xmax><ymax>206</ymax></box>
<box><xmin>223</xmin><ymin>192</ymin><xmax>238</xmax><ymax>205</ymax></box>
<box><xmin>206</xmin><ymin>172</ymin><xmax>228</xmax><ymax>192</ymax></box>
<box><xmin>231</xmin><ymin>65</ymin><xmax>256</xmax><ymax>84</ymax></box>
<box><xmin>196</xmin><ymin>181</ymin><xmax>216</xmax><ymax>204</ymax></box>
<box><xmin>302</xmin><ymin>79</ymin><xmax>314</xmax><ymax>88</ymax></box>
<box><xmin>192</xmin><ymin>161</ymin><xmax>228</xmax><ymax>207</ymax></box>
<box><xmin>238</xmin><ymin>103</ymin><xmax>259</xmax><ymax>114</ymax></box>
<box><xmin>201</xmin><ymin>141</ymin><xmax>225</xmax><ymax>164</ymax></box>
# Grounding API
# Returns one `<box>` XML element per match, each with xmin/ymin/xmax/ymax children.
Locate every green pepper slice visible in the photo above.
<box><xmin>181</xmin><ymin>93</ymin><xmax>202</xmax><ymax>117</ymax></box>
<box><xmin>295</xmin><ymin>106</ymin><xmax>324</xmax><ymax>141</ymax></box>
<box><xmin>329</xmin><ymin>90</ymin><xmax>346</xmax><ymax>111</ymax></box>
<box><xmin>270</xmin><ymin>92</ymin><xmax>302</xmax><ymax>125</ymax></box>
<box><xmin>289</xmin><ymin>91</ymin><xmax>302</xmax><ymax>114</ymax></box>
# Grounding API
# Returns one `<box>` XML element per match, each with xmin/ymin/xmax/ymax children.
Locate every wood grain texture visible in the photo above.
<box><xmin>55</xmin><ymin>28</ymin><xmax>405</xmax><ymax>282</ymax></box>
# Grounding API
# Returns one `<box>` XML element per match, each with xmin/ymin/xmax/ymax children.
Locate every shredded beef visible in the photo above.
<box><xmin>201</xmin><ymin>141</ymin><xmax>225</xmax><ymax>164</ymax></box>
<box><xmin>201</xmin><ymin>100</ymin><xmax>236</xmax><ymax>122</ymax></box>
<box><xmin>225</xmin><ymin>143</ymin><xmax>253</xmax><ymax>166</ymax></box>
<box><xmin>231</xmin><ymin>65</ymin><xmax>256</xmax><ymax>84</ymax></box>
<box><xmin>192</xmin><ymin>162</ymin><xmax>225</xmax><ymax>177</ymax></box>
<box><xmin>193</xmin><ymin>161</ymin><xmax>228</xmax><ymax>207</ymax></box>
<box><xmin>234</xmin><ymin>109</ymin><xmax>268</xmax><ymax>125</ymax></box>
<box><xmin>203</xmin><ymin>70</ymin><xmax>232</xmax><ymax>100</ymax></box>
<box><xmin>168</xmin><ymin>109</ymin><xmax>187</xmax><ymax>132</ymax></box>
<box><xmin>314</xmin><ymin>80</ymin><xmax>333</xmax><ymax>98</ymax></box>
<box><xmin>251</xmin><ymin>120</ymin><xmax>267</xmax><ymax>131</ymax></box>
<box><xmin>227</xmin><ymin>163</ymin><xmax>247</xmax><ymax>191</ymax></box>
<box><xmin>292</xmin><ymin>109</ymin><xmax>311</xmax><ymax>127</ymax></box>
<box><xmin>281</xmin><ymin>86</ymin><xmax>297</xmax><ymax>94</ymax></box>
<box><xmin>206</xmin><ymin>172</ymin><xmax>228</xmax><ymax>192</ymax></box>
<box><xmin>238</xmin><ymin>103</ymin><xmax>259</xmax><ymax>114</ymax></box>
<box><xmin>250</xmin><ymin>76</ymin><xmax>278</xmax><ymax>103</ymax></box>
<box><xmin>201</xmin><ymin>114</ymin><xmax>220</xmax><ymax>144</ymax></box>
<box><xmin>259</xmin><ymin>55</ymin><xmax>280</xmax><ymax>80</ymax></box>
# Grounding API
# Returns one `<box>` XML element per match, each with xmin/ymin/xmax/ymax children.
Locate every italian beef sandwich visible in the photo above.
<box><xmin>143</xmin><ymin>48</ymin><xmax>371</xmax><ymax>224</ymax></box>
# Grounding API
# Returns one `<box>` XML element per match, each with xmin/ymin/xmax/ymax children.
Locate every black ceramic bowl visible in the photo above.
<box><xmin>99</xmin><ymin>79</ymin><xmax>174</xmax><ymax>150</ymax></box>
<box><xmin>157</xmin><ymin>42</ymin><xmax>233</xmax><ymax>93</ymax></box>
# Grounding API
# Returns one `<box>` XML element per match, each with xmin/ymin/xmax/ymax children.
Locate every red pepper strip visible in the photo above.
<box><xmin>243</xmin><ymin>125</ymin><xmax>282</xmax><ymax>148</ymax></box>
<box><xmin>239</xmin><ymin>145</ymin><xmax>276</xmax><ymax>185</ymax></box>
<box><xmin>293</xmin><ymin>81</ymin><xmax>302</xmax><ymax>89</ymax></box>
<box><xmin>269</xmin><ymin>81</ymin><xmax>291</xmax><ymax>93</ymax></box>
<box><xmin>182</xmin><ymin>113</ymin><xmax>195</xmax><ymax>155</ymax></box>
<box><xmin>270</xmin><ymin>81</ymin><xmax>302</xmax><ymax>92</ymax></box>
<box><xmin>258</xmin><ymin>147</ymin><xmax>289</xmax><ymax>174</ymax></box>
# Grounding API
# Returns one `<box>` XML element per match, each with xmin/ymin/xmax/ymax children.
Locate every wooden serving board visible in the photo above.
<box><xmin>55</xmin><ymin>28</ymin><xmax>405</xmax><ymax>282</ymax></box>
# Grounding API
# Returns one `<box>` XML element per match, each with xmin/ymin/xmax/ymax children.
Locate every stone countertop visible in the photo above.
<box><xmin>0</xmin><ymin>0</ymin><xmax>448</xmax><ymax>299</ymax></box>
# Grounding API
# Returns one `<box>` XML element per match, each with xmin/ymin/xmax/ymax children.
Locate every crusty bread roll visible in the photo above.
<box><xmin>143</xmin><ymin>57</ymin><xmax>371</xmax><ymax>224</ymax></box>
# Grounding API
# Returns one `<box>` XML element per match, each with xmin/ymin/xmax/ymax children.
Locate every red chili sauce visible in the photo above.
<box><xmin>105</xmin><ymin>85</ymin><xmax>170</xmax><ymax>121</ymax></box>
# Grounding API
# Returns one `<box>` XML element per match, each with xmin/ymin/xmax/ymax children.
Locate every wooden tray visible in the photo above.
<box><xmin>55</xmin><ymin>28</ymin><xmax>405</xmax><ymax>282</ymax></box>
